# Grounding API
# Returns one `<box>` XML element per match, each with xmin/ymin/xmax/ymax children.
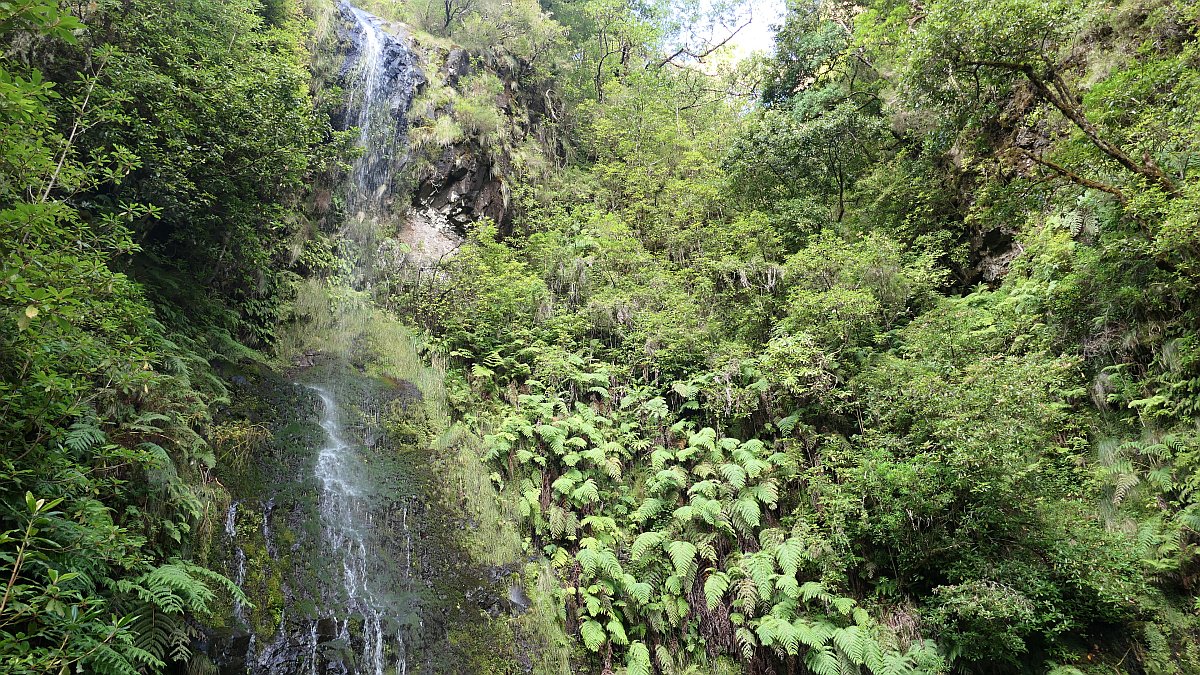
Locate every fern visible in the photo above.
<box><xmin>535</xmin><ymin>423</ymin><xmax>566</xmax><ymax>454</ymax></box>
<box><xmin>704</xmin><ymin>570</ymin><xmax>729</xmax><ymax>609</ymax></box>
<box><xmin>82</xmin><ymin>642</ymin><xmax>143</xmax><ymax>675</ymax></box>
<box><xmin>688</xmin><ymin>427</ymin><xmax>717</xmax><ymax>452</ymax></box>
<box><xmin>624</xmin><ymin>575</ymin><xmax>653</xmax><ymax>604</ymax></box>
<box><xmin>730</xmin><ymin>494</ymin><xmax>762</xmax><ymax>532</ymax></box>
<box><xmin>63</xmin><ymin>420</ymin><xmax>106</xmax><ymax>454</ymax></box>
<box><xmin>805</xmin><ymin>645</ymin><xmax>840</xmax><ymax>675</ymax></box>
<box><xmin>571</xmin><ymin>477</ymin><xmax>600</xmax><ymax>503</ymax></box>
<box><xmin>580</xmin><ymin>619</ymin><xmax>607</xmax><ymax>651</ymax></box>
<box><xmin>831</xmin><ymin>596</ymin><xmax>857</xmax><ymax>616</ymax></box>
<box><xmin>603</xmin><ymin>455</ymin><xmax>623</xmax><ymax>480</ymax></box>
<box><xmin>776</xmin><ymin>537</ymin><xmax>805</xmax><ymax>577</ymax></box>
<box><xmin>744</xmin><ymin>551</ymin><xmax>777</xmax><ymax>599</ymax></box>
<box><xmin>552</xmin><ymin>471</ymin><xmax>580</xmax><ymax>494</ymax></box>
<box><xmin>832</xmin><ymin>625</ymin><xmax>868</xmax><ymax>665</ymax></box>
<box><xmin>799</xmin><ymin>580</ymin><xmax>832</xmax><ymax>604</ymax></box>
<box><xmin>736</xmin><ymin>626</ymin><xmax>758</xmax><ymax>660</ymax></box>
<box><xmin>667</xmin><ymin>540</ymin><xmax>698</xmax><ymax>580</ymax></box>
<box><xmin>606</xmin><ymin>617</ymin><xmax>629</xmax><ymax>645</ymax></box>
<box><xmin>127</xmin><ymin>608</ymin><xmax>191</xmax><ymax>665</ymax></box>
<box><xmin>755</xmin><ymin>614</ymin><xmax>793</xmax><ymax>655</ymax></box>
<box><xmin>627</xmin><ymin>641</ymin><xmax>652</xmax><ymax>675</ymax></box>
<box><xmin>633</xmin><ymin>497</ymin><xmax>665</xmax><ymax>523</ymax></box>
<box><xmin>719</xmin><ymin>462</ymin><xmax>747</xmax><ymax>490</ymax></box>
<box><xmin>631</xmin><ymin>530</ymin><xmax>666</xmax><ymax>560</ymax></box>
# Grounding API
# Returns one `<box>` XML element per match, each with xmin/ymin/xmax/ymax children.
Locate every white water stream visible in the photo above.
<box><xmin>341</xmin><ymin>0</ymin><xmax>422</xmax><ymax>226</ymax></box>
<box><xmin>312</xmin><ymin>386</ymin><xmax>409</xmax><ymax>675</ymax></box>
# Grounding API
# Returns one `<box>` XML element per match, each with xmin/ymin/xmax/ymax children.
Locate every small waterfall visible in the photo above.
<box><xmin>224</xmin><ymin>502</ymin><xmax>248</xmax><ymax>627</ymax></box>
<box><xmin>312</xmin><ymin>386</ymin><xmax>408</xmax><ymax>675</ymax></box>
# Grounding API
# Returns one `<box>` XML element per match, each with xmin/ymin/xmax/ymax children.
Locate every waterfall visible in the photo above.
<box><xmin>211</xmin><ymin>5</ymin><xmax>429</xmax><ymax>672</ymax></box>
<box><xmin>339</xmin><ymin>0</ymin><xmax>424</xmax><ymax>228</ymax></box>
<box><xmin>307</xmin><ymin>10</ymin><xmax>423</xmax><ymax>670</ymax></box>
<box><xmin>224</xmin><ymin>502</ymin><xmax>248</xmax><ymax>627</ymax></box>
<box><xmin>311</xmin><ymin>386</ymin><xmax>411</xmax><ymax>675</ymax></box>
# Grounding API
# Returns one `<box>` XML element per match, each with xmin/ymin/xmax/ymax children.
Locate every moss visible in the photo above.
<box><xmin>197</xmin><ymin>278</ymin><xmax>565</xmax><ymax>670</ymax></box>
<box><xmin>445</xmin><ymin>619</ymin><xmax>522</xmax><ymax>674</ymax></box>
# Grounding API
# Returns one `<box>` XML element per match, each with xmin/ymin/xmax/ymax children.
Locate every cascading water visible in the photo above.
<box><xmin>224</xmin><ymin>502</ymin><xmax>248</xmax><ymax>628</ymax></box>
<box><xmin>311</xmin><ymin>386</ymin><xmax>411</xmax><ymax>675</ymax></box>
<box><xmin>208</xmin><ymin>5</ymin><xmax>429</xmax><ymax>673</ymax></box>
<box><xmin>299</xmin><ymin>5</ymin><xmax>424</xmax><ymax>672</ymax></box>
<box><xmin>339</xmin><ymin>0</ymin><xmax>424</xmax><ymax>228</ymax></box>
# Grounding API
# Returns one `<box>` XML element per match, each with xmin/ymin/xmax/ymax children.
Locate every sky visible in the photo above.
<box><xmin>726</xmin><ymin>0</ymin><xmax>786</xmax><ymax>59</ymax></box>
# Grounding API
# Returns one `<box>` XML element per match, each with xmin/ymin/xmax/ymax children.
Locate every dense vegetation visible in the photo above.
<box><xmin>4</xmin><ymin>0</ymin><xmax>1200</xmax><ymax>672</ymax></box>
<box><xmin>0</xmin><ymin>0</ymin><xmax>321</xmax><ymax>671</ymax></box>
<box><xmin>389</xmin><ymin>0</ymin><xmax>1200</xmax><ymax>672</ymax></box>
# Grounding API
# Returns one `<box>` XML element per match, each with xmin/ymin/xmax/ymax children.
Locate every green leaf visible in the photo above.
<box><xmin>627</xmin><ymin>641</ymin><xmax>651</xmax><ymax>675</ymax></box>
<box><xmin>580</xmin><ymin>619</ymin><xmax>606</xmax><ymax>651</ymax></box>
<box><xmin>667</xmin><ymin>540</ymin><xmax>698</xmax><ymax>580</ymax></box>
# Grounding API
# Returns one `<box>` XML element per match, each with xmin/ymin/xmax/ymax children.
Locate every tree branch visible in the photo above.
<box><xmin>1011</xmin><ymin>147</ymin><xmax>1128</xmax><ymax>204</ymax></box>
<box><xmin>654</xmin><ymin>15</ymin><xmax>752</xmax><ymax>69</ymax></box>
<box><xmin>965</xmin><ymin>59</ymin><xmax>1181</xmax><ymax>198</ymax></box>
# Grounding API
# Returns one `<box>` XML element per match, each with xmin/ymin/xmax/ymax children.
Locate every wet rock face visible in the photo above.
<box><xmin>445</xmin><ymin>48</ymin><xmax>470</xmax><ymax>85</ymax></box>
<box><xmin>336</xmin><ymin>0</ymin><xmax>426</xmax><ymax>221</ymax></box>
<box><xmin>410</xmin><ymin>47</ymin><xmax>512</xmax><ymax>236</ymax></box>
<box><xmin>335</xmin><ymin>1</ymin><xmax>513</xmax><ymax>246</ymax></box>
<box><xmin>200</xmin><ymin>362</ymin><xmax>514</xmax><ymax>674</ymax></box>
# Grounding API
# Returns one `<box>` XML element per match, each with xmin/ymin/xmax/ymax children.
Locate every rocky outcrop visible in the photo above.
<box><xmin>414</xmin><ymin>142</ymin><xmax>510</xmax><ymax>232</ymax></box>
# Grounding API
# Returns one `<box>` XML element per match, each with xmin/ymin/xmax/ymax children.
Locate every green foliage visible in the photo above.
<box><xmin>0</xmin><ymin>0</ymin><xmax>316</xmax><ymax>670</ymax></box>
<box><xmin>62</xmin><ymin>0</ymin><xmax>324</xmax><ymax>346</ymax></box>
<box><xmin>7</xmin><ymin>0</ymin><xmax>1200</xmax><ymax>670</ymax></box>
<box><xmin>398</xmin><ymin>0</ymin><xmax>1200</xmax><ymax>672</ymax></box>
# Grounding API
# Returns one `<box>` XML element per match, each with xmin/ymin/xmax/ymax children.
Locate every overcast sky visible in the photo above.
<box><xmin>726</xmin><ymin>0</ymin><xmax>786</xmax><ymax>59</ymax></box>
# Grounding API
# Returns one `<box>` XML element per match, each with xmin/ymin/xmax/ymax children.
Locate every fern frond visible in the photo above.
<box><xmin>632</xmin><ymin>530</ymin><xmax>667</xmax><ymax>561</ymax></box>
<box><xmin>704</xmin><ymin>570</ymin><xmax>729</xmax><ymax>609</ymax></box>
<box><xmin>627</xmin><ymin>641</ymin><xmax>651</xmax><ymax>675</ymax></box>
<box><xmin>667</xmin><ymin>540</ymin><xmax>698</xmax><ymax>581</ymax></box>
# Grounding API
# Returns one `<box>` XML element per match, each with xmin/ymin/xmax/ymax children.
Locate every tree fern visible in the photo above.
<box><xmin>552</xmin><ymin>470</ymin><xmax>580</xmax><ymax>494</ymax></box>
<box><xmin>63</xmin><ymin>420</ymin><xmax>106</xmax><ymax>454</ymax></box>
<box><xmin>744</xmin><ymin>551</ymin><xmax>777</xmax><ymax>599</ymax></box>
<box><xmin>831</xmin><ymin>596</ymin><xmax>857</xmax><ymax>616</ymax></box>
<box><xmin>572</xmin><ymin>477</ymin><xmax>600</xmax><ymax>503</ymax></box>
<box><xmin>535</xmin><ymin>423</ymin><xmax>566</xmax><ymax>454</ymax></box>
<box><xmin>730</xmin><ymin>494</ymin><xmax>762</xmax><ymax>532</ymax></box>
<box><xmin>688</xmin><ymin>427</ymin><xmax>716</xmax><ymax>452</ymax></box>
<box><xmin>736</xmin><ymin>625</ymin><xmax>758</xmax><ymax>660</ymax></box>
<box><xmin>623</xmin><ymin>575</ymin><xmax>653</xmax><ymax>604</ymax></box>
<box><xmin>731</xmin><ymin>573</ymin><xmax>759</xmax><ymax>611</ymax></box>
<box><xmin>82</xmin><ymin>642</ymin><xmax>145</xmax><ymax>675</ymax></box>
<box><xmin>755</xmin><ymin>614</ymin><xmax>793</xmax><ymax>654</ymax></box>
